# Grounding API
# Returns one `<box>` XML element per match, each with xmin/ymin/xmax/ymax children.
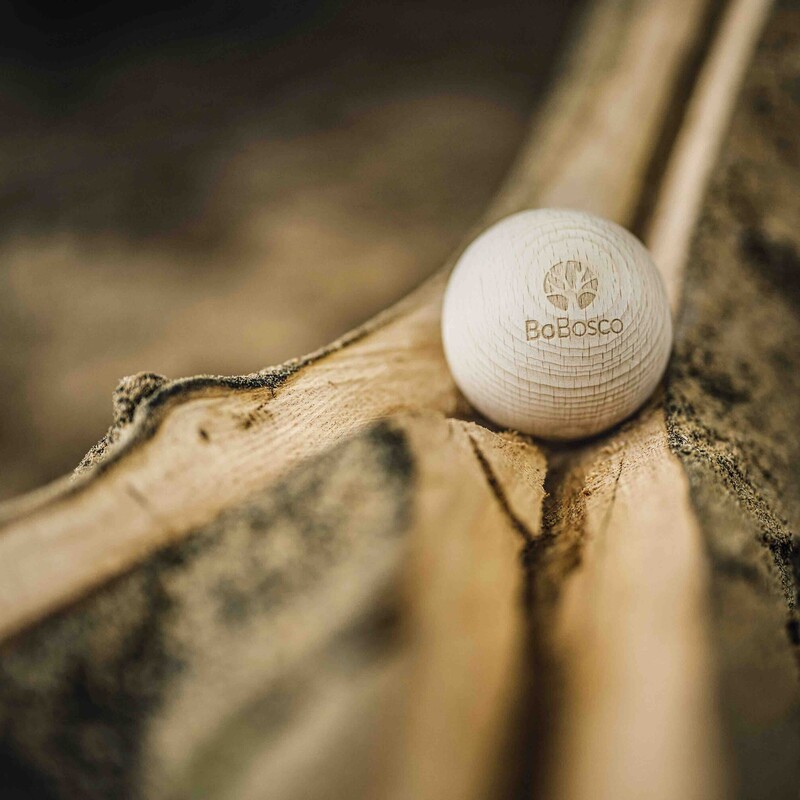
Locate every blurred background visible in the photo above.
<box><xmin>0</xmin><ymin>0</ymin><xmax>580</xmax><ymax>500</ymax></box>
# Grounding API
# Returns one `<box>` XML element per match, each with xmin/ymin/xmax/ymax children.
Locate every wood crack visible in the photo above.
<box><xmin>466</xmin><ymin>433</ymin><xmax>535</xmax><ymax>545</ymax></box>
<box><xmin>124</xmin><ymin>482</ymin><xmax>173</xmax><ymax>537</ymax></box>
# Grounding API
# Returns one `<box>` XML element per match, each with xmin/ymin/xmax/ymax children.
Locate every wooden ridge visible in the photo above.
<box><xmin>0</xmin><ymin>2</ymin><xmax>795</xmax><ymax>800</ymax></box>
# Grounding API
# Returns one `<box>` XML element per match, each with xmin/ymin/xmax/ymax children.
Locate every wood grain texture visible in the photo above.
<box><xmin>541</xmin><ymin>406</ymin><xmax>726</xmax><ymax>800</ymax></box>
<box><xmin>4</xmin><ymin>1</ymin><xmax>795</xmax><ymax>800</ymax></box>
<box><xmin>0</xmin><ymin>0</ymin><xmax>578</xmax><ymax>503</ymax></box>
<box><xmin>532</xmin><ymin>5</ymin><xmax>780</xmax><ymax>800</ymax></box>
<box><xmin>645</xmin><ymin>0</ymin><xmax>774</xmax><ymax>311</ymax></box>
<box><xmin>0</xmin><ymin>414</ymin><xmax>543</xmax><ymax>800</ymax></box>
<box><xmin>442</xmin><ymin>209</ymin><xmax>672</xmax><ymax>439</ymax></box>
<box><xmin>0</xmin><ymin>0</ymin><xmax>718</xmax><ymax>643</ymax></box>
<box><xmin>529</xmin><ymin>5</ymin><xmax>793</xmax><ymax>800</ymax></box>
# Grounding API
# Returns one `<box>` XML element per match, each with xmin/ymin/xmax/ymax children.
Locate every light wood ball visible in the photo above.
<box><xmin>441</xmin><ymin>209</ymin><xmax>672</xmax><ymax>440</ymax></box>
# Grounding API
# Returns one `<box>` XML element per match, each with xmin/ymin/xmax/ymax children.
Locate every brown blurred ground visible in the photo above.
<box><xmin>0</xmin><ymin>0</ymin><xmax>578</xmax><ymax>500</ymax></box>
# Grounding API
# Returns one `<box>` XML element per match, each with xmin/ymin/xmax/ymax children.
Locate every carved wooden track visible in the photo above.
<box><xmin>0</xmin><ymin>1</ymin><xmax>798</xmax><ymax>799</ymax></box>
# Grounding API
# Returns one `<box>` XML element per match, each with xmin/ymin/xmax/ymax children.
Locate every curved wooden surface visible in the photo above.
<box><xmin>1</xmin><ymin>2</ymin><xmax>798</xmax><ymax>800</ymax></box>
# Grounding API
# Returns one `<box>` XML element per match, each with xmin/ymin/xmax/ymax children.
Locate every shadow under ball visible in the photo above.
<box><xmin>441</xmin><ymin>209</ymin><xmax>673</xmax><ymax>440</ymax></box>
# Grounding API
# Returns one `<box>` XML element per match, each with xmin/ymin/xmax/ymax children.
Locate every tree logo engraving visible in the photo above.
<box><xmin>543</xmin><ymin>261</ymin><xmax>598</xmax><ymax>311</ymax></box>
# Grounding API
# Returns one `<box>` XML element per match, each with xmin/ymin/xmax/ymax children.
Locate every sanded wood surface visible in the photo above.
<box><xmin>0</xmin><ymin>0</ymin><xmax>720</xmax><ymax>643</ymax></box>
<box><xmin>539</xmin><ymin>4</ymin><xmax>782</xmax><ymax>799</ymax></box>
<box><xmin>0</xmin><ymin>414</ymin><xmax>543</xmax><ymax>800</ymax></box>
<box><xmin>441</xmin><ymin>209</ymin><xmax>672</xmax><ymax>439</ymax></box>
<box><xmin>1</xmin><ymin>1</ymin><xmax>799</xmax><ymax>799</ymax></box>
<box><xmin>541</xmin><ymin>407</ymin><xmax>725</xmax><ymax>800</ymax></box>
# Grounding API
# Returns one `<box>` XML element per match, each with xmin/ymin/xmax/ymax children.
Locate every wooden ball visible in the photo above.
<box><xmin>441</xmin><ymin>209</ymin><xmax>672</xmax><ymax>440</ymax></box>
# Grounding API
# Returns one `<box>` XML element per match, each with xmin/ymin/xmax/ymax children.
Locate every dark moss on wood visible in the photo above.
<box><xmin>665</xmin><ymin>2</ymin><xmax>800</xmax><ymax>796</ymax></box>
<box><xmin>0</xmin><ymin>421</ymin><xmax>414</xmax><ymax>799</ymax></box>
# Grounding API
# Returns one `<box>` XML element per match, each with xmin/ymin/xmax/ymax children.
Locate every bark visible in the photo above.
<box><xmin>666</xmin><ymin>1</ymin><xmax>800</xmax><ymax>791</ymax></box>
<box><xmin>0</xmin><ymin>1</ymin><xmax>798</xmax><ymax>799</ymax></box>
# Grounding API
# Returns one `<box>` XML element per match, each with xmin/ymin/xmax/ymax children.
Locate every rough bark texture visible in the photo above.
<box><xmin>666</xmin><ymin>1</ymin><xmax>800</xmax><ymax>792</ymax></box>
<box><xmin>1</xmin><ymin>1</ymin><xmax>798</xmax><ymax>799</ymax></box>
<box><xmin>0</xmin><ymin>415</ymin><xmax>542</xmax><ymax>800</ymax></box>
<box><xmin>0</xmin><ymin>0</ymin><xmax>719</xmax><ymax>643</ymax></box>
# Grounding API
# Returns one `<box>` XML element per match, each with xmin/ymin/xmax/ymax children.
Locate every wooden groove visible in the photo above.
<box><xmin>538</xmin><ymin>3</ymin><xmax>773</xmax><ymax>798</ymax></box>
<box><xmin>0</xmin><ymin>0</ymin><xmax>721</xmax><ymax>644</ymax></box>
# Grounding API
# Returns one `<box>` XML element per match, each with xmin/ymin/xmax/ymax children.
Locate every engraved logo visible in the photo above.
<box><xmin>543</xmin><ymin>261</ymin><xmax>598</xmax><ymax>311</ymax></box>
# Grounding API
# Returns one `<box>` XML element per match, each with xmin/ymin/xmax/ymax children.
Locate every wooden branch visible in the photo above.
<box><xmin>0</xmin><ymin>0</ymin><xmax>718</xmax><ymax>642</ymax></box>
<box><xmin>646</xmin><ymin>0</ymin><xmax>773</xmax><ymax>310</ymax></box>
<box><xmin>0</xmin><ymin>414</ymin><xmax>544</xmax><ymax>800</ymax></box>
<box><xmin>2</xmin><ymin>1</ymin><xmax>799</xmax><ymax>799</ymax></box>
<box><xmin>540</xmin><ymin>4</ymin><xmax>775</xmax><ymax>799</ymax></box>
